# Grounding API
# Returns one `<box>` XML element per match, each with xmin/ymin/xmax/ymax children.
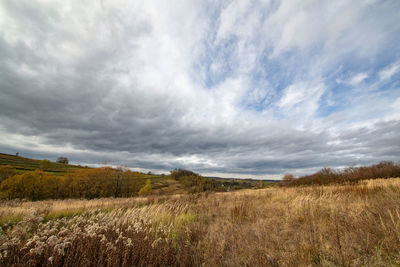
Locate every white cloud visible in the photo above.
<box><xmin>278</xmin><ymin>82</ymin><xmax>325</xmax><ymax>118</ymax></box>
<box><xmin>379</xmin><ymin>62</ymin><xmax>400</xmax><ymax>81</ymax></box>
<box><xmin>348</xmin><ymin>72</ymin><xmax>368</xmax><ymax>86</ymax></box>
<box><xmin>387</xmin><ymin>97</ymin><xmax>400</xmax><ymax>121</ymax></box>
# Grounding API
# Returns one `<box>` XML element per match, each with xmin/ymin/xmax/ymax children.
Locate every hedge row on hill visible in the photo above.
<box><xmin>285</xmin><ymin>161</ymin><xmax>400</xmax><ymax>186</ymax></box>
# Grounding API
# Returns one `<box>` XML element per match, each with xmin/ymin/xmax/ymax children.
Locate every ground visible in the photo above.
<box><xmin>1</xmin><ymin>177</ymin><xmax>400</xmax><ymax>266</ymax></box>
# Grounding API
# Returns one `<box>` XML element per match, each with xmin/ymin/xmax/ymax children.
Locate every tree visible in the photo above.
<box><xmin>0</xmin><ymin>165</ymin><xmax>16</xmax><ymax>182</ymax></box>
<box><xmin>0</xmin><ymin>170</ymin><xmax>62</xmax><ymax>200</ymax></box>
<box><xmin>57</xmin><ymin>157</ymin><xmax>69</xmax><ymax>164</ymax></box>
<box><xmin>139</xmin><ymin>179</ymin><xmax>152</xmax><ymax>196</ymax></box>
<box><xmin>170</xmin><ymin>169</ymin><xmax>197</xmax><ymax>180</ymax></box>
<box><xmin>282</xmin><ymin>174</ymin><xmax>295</xmax><ymax>186</ymax></box>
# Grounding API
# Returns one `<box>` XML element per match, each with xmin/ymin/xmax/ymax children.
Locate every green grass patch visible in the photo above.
<box><xmin>43</xmin><ymin>210</ymin><xmax>84</xmax><ymax>222</ymax></box>
<box><xmin>0</xmin><ymin>215</ymin><xmax>23</xmax><ymax>232</ymax></box>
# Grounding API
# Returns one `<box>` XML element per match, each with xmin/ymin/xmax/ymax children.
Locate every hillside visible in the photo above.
<box><xmin>0</xmin><ymin>154</ymin><xmax>269</xmax><ymax>200</ymax></box>
<box><xmin>0</xmin><ymin>153</ymin><xmax>83</xmax><ymax>173</ymax></box>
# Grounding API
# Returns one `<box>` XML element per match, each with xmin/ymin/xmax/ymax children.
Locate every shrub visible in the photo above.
<box><xmin>56</xmin><ymin>157</ymin><xmax>69</xmax><ymax>164</ymax></box>
<box><xmin>0</xmin><ymin>170</ymin><xmax>63</xmax><ymax>200</ymax></box>
<box><xmin>139</xmin><ymin>179</ymin><xmax>152</xmax><ymax>196</ymax></box>
<box><xmin>285</xmin><ymin>161</ymin><xmax>400</xmax><ymax>186</ymax></box>
<box><xmin>281</xmin><ymin>174</ymin><xmax>295</xmax><ymax>186</ymax></box>
<box><xmin>0</xmin><ymin>165</ymin><xmax>16</xmax><ymax>182</ymax></box>
<box><xmin>0</xmin><ymin>167</ymin><xmax>154</xmax><ymax>200</ymax></box>
<box><xmin>170</xmin><ymin>169</ymin><xmax>198</xmax><ymax>180</ymax></box>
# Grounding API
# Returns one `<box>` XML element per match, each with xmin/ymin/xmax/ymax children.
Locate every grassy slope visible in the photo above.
<box><xmin>0</xmin><ymin>153</ymin><xmax>83</xmax><ymax>173</ymax></box>
<box><xmin>0</xmin><ymin>152</ymin><xmax>180</xmax><ymax>195</ymax></box>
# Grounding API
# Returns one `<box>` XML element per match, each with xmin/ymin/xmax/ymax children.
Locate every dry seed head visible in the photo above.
<box><xmin>47</xmin><ymin>235</ymin><xmax>58</xmax><ymax>246</ymax></box>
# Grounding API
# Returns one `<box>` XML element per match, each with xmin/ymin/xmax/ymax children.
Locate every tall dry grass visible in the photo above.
<box><xmin>1</xmin><ymin>178</ymin><xmax>400</xmax><ymax>266</ymax></box>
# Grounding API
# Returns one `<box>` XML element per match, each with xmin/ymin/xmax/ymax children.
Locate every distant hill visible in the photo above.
<box><xmin>0</xmin><ymin>153</ymin><xmax>83</xmax><ymax>173</ymax></box>
<box><xmin>0</xmin><ymin>153</ymin><xmax>276</xmax><ymax>200</ymax></box>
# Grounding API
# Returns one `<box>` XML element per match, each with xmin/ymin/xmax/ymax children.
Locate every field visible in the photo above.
<box><xmin>1</xmin><ymin>178</ymin><xmax>400</xmax><ymax>266</ymax></box>
<box><xmin>0</xmin><ymin>153</ymin><xmax>83</xmax><ymax>174</ymax></box>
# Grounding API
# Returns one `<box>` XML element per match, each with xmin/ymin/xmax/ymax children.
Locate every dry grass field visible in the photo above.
<box><xmin>1</xmin><ymin>178</ymin><xmax>400</xmax><ymax>266</ymax></box>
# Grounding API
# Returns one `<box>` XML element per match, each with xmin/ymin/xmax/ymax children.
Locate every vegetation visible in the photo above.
<box><xmin>0</xmin><ymin>153</ymin><xmax>82</xmax><ymax>173</ymax></box>
<box><xmin>1</xmin><ymin>178</ymin><xmax>400</xmax><ymax>266</ymax></box>
<box><xmin>0</xmin><ymin>156</ymin><xmax>264</xmax><ymax>201</ymax></box>
<box><xmin>139</xmin><ymin>179</ymin><xmax>152</xmax><ymax>196</ymax></box>
<box><xmin>56</xmin><ymin>157</ymin><xmax>69</xmax><ymax>164</ymax></box>
<box><xmin>281</xmin><ymin>173</ymin><xmax>295</xmax><ymax>186</ymax></box>
<box><xmin>0</xmin><ymin>165</ymin><xmax>16</xmax><ymax>182</ymax></box>
<box><xmin>284</xmin><ymin>161</ymin><xmax>400</xmax><ymax>186</ymax></box>
<box><xmin>2</xmin><ymin>153</ymin><xmax>400</xmax><ymax>265</ymax></box>
<box><xmin>0</xmin><ymin>168</ymin><xmax>167</xmax><ymax>200</ymax></box>
<box><xmin>170</xmin><ymin>169</ymin><xmax>270</xmax><ymax>193</ymax></box>
<box><xmin>170</xmin><ymin>169</ymin><xmax>224</xmax><ymax>193</ymax></box>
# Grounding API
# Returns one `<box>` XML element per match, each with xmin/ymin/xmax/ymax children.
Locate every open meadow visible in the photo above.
<box><xmin>1</xmin><ymin>177</ymin><xmax>400</xmax><ymax>266</ymax></box>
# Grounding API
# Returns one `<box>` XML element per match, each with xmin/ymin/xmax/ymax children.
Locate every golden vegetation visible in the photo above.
<box><xmin>0</xmin><ymin>167</ymin><xmax>164</xmax><ymax>200</ymax></box>
<box><xmin>1</xmin><ymin>178</ymin><xmax>400</xmax><ymax>266</ymax></box>
<box><xmin>0</xmin><ymin>164</ymin><xmax>265</xmax><ymax>201</ymax></box>
<box><xmin>0</xmin><ymin>153</ymin><xmax>82</xmax><ymax>173</ymax></box>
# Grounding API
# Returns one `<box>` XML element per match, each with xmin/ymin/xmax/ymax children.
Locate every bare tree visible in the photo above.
<box><xmin>282</xmin><ymin>174</ymin><xmax>295</xmax><ymax>186</ymax></box>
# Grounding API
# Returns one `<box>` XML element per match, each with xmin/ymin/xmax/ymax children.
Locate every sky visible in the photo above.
<box><xmin>0</xmin><ymin>0</ymin><xmax>400</xmax><ymax>179</ymax></box>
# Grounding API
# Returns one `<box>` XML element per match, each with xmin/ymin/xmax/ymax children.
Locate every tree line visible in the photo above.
<box><xmin>282</xmin><ymin>161</ymin><xmax>400</xmax><ymax>186</ymax></box>
<box><xmin>170</xmin><ymin>169</ymin><xmax>227</xmax><ymax>193</ymax></box>
<box><xmin>0</xmin><ymin>166</ymin><xmax>153</xmax><ymax>200</ymax></box>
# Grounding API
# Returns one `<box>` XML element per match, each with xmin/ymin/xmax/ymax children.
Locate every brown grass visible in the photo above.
<box><xmin>1</xmin><ymin>178</ymin><xmax>400</xmax><ymax>266</ymax></box>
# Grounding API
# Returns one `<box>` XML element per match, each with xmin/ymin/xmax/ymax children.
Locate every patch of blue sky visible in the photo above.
<box><xmin>196</xmin><ymin>37</ymin><xmax>241</xmax><ymax>89</ymax></box>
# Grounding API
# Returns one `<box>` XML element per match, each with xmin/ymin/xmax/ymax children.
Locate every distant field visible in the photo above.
<box><xmin>0</xmin><ymin>153</ymin><xmax>83</xmax><ymax>173</ymax></box>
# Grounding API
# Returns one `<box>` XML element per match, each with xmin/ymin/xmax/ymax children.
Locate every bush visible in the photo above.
<box><xmin>139</xmin><ymin>179</ymin><xmax>152</xmax><ymax>196</ymax></box>
<box><xmin>281</xmin><ymin>174</ymin><xmax>295</xmax><ymax>186</ymax></box>
<box><xmin>170</xmin><ymin>169</ymin><xmax>225</xmax><ymax>193</ymax></box>
<box><xmin>0</xmin><ymin>170</ymin><xmax>63</xmax><ymax>200</ymax></box>
<box><xmin>56</xmin><ymin>157</ymin><xmax>69</xmax><ymax>164</ymax></box>
<box><xmin>0</xmin><ymin>168</ymin><xmax>154</xmax><ymax>200</ymax></box>
<box><xmin>0</xmin><ymin>165</ymin><xmax>16</xmax><ymax>182</ymax></box>
<box><xmin>170</xmin><ymin>169</ymin><xmax>198</xmax><ymax>180</ymax></box>
<box><xmin>285</xmin><ymin>161</ymin><xmax>400</xmax><ymax>186</ymax></box>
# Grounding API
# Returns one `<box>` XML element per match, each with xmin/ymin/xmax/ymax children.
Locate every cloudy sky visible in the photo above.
<box><xmin>0</xmin><ymin>0</ymin><xmax>399</xmax><ymax>178</ymax></box>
